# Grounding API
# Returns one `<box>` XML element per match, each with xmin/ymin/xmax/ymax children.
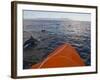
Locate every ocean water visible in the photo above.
<box><xmin>23</xmin><ymin>19</ymin><xmax>91</xmax><ymax>69</ymax></box>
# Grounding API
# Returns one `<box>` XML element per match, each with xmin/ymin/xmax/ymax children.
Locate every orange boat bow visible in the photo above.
<box><xmin>32</xmin><ymin>43</ymin><xmax>85</xmax><ymax>68</ymax></box>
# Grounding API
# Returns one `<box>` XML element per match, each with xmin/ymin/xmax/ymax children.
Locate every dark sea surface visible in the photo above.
<box><xmin>23</xmin><ymin>19</ymin><xmax>91</xmax><ymax>69</ymax></box>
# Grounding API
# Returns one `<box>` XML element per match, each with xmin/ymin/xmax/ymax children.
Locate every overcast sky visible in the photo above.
<box><xmin>23</xmin><ymin>10</ymin><xmax>91</xmax><ymax>21</ymax></box>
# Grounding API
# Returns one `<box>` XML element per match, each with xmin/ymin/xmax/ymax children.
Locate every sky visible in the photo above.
<box><xmin>23</xmin><ymin>10</ymin><xmax>91</xmax><ymax>21</ymax></box>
